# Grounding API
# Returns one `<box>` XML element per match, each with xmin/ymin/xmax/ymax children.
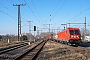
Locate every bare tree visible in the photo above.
<box><xmin>80</xmin><ymin>28</ymin><xmax>90</xmax><ymax>37</ymax></box>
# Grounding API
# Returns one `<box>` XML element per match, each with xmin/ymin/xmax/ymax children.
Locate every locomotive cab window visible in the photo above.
<box><xmin>69</xmin><ymin>30</ymin><xmax>79</xmax><ymax>34</ymax></box>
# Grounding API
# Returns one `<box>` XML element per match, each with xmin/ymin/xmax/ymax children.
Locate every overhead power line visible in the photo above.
<box><xmin>7</xmin><ymin>0</ymin><xmax>28</xmax><ymax>22</ymax></box>
<box><xmin>67</xmin><ymin>7</ymin><xmax>90</xmax><ymax>23</ymax></box>
<box><xmin>24</xmin><ymin>0</ymin><xmax>47</xmax><ymax>29</ymax></box>
<box><xmin>0</xmin><ymin>9</ymin><xmax>17</xmax><ymax>20</ymax></box>
<box><xmin>51</xmin><ymin>0</ymin><xmax>67</xmax><ymax>20</ymax></box>
<box><xmin>31</xmin><ymin>0</ymin><xmax>48</xmax><ymax>29</ymax></box>
<box><xmin>7</xmin><ymin>0</ymin><xmax>14</xmax><ymax>4</ymax></box>
<box><xmin>31</xmin><ymin>0</ymin><xmax>43</xmax><ymax>21</ymax></box>
<box><xmin>0</xmin><ymin>2</ymin><xmax>17</xmax><ymax>20</ymax></box>
<box><xmin>17</xmin><ymin>0</ymin><xmax>30</xmax><ymax>21</ymax></box>
<box><xmin>46</xmin><ymin>0</ymin><xmax>61</xmax><ymax>22</ymax></box>
<box><xmin>0</xmin><ymin>2</ymin><xmax>15</xmax><ymax>14</ymax></box>
<box><xmin>51</xmin><ymin>0</ymin><xmax>61</xmax><ymax>15</ymax></box>
<box><xmin>24</xmin><ymin>0</ymin><xmax>39</xmax><ymax>22</ymax></box>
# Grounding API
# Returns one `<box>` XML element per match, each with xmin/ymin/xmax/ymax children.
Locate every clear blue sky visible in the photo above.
<box><xmin>0</xmin><ymin>0</ymin><xmax>90</xmax><ymax>35</ymax></box>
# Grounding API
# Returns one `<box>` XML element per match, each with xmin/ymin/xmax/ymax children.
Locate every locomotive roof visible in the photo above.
<box><xmin>66</xmin><ymin>28</ymin><xmax>80</xmax><ymax>30</ymax></box>
<box><xmin>58</xmin><ymin>28</ymin><xmax>80</xmax><ymax>33</ymax></box>
<box><xmin>57</xmin><ymin>28</ymin><xmax>80</xmax><ymax>34</ymax></box>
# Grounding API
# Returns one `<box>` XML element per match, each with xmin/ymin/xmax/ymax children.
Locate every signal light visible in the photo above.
<box><xmin>34</xmin><ymin>26</ymin><xmax>36</xmax><ymax>31</ymax></box>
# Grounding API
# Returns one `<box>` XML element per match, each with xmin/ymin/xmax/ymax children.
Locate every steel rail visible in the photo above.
<box><xmin>14</xmin><ymin>40</ymin><xmax>47</xmax><ymax>60</ymax></box>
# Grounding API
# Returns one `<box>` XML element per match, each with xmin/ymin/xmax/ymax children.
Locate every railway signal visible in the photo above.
<box><xmin>34</xmin><ymin>26</ymin><xmax>36</xmax><ymax>31</ymax></box>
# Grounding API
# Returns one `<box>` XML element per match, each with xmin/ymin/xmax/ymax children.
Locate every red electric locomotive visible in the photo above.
<box><xmin>57</xmin><ymin>28</ymin><xmax>81</xmax><ymax>45</ymax></box>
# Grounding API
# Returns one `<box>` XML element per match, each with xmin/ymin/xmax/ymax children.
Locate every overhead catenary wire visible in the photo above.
<box><xmin>31</xmin><ymin>0</ymin><xmax>43</xmax><ymax>22</ymax></box>
<box><xmin>0</xmin><ymin>3</ymin><xmax>17</xmax><ymax>20</ymax></box>
<box><xmin>68</xmin><ymin>17</ymin><xmax>84</xmax><ymax>23</ymax></box>
<box><xmin>51</xmin><ymin>0</ymin><xmax>67</xmax><ymax>21</ymax></box>
<box><xmin>2</xmin><ymin>0</ymin><xmax>28</xmax><ymax>21</ymax></box>
<box><xmin>46</xmin><ymin>0</ymin><xmax>61</xmax><ymax>22</ymax></box>
<box><xmin>10</xmin><ymin>0</ymin><xmax>16</xmax><ymax>4</ymax></box>
<box><xmin>0</xmin><ymin>2</ymin><xmax>16</xmax><ymax>14</ymax></box>
<box><xmin>7</xmin><ymin>0</ymin><xmax>28</xmax><ymax>21</ymax></box>
<box><xmin>24</xmin><ymin>0</ymin><xmax>48</xmax><ymax>29</ymax></box>
<box><xmin>17</xmin><ymin>0</ymin><xmax>29</xmax><ymax>21</ymax></box>
<box><xmin>51</xmin><ymin>0</ymin><xmax>61</xmax><ymax>15</ymax></box>
<box><xmin>18</xmin><ymin>0</ymin><xmax>35</xmax><ymax>32</ymax></box>
<box><xmin>24</xmin><ymin>0</ymin><xmax>40</xmax><ymax>23</ymax></box>
<box><xmin>21</xmin><ymin>22</ymin><xmax>28</xmax><ymax>27</ymax></box>
<box><xmin>7</xmin><ymin>0</ymin><xmax>32</xmax><ymax>28</ymax></box>
<box><xmin>0</xmin><ymin>2</ymin><xmax>17</xmax><ymax>20</ymax></box>
<box><xmin>47</xmin><ymin>0</ymin><xmax>67</xmax><ymax>30</ymax></box>
<box><xmin>0</xmin><ymin>9</ymin><xmax>17</xmax><ymax>20</ymax></box>
<box><xmin>7</xmin><ymin>0</ymin><xmax>13</xmax><ymax>4</ymax></box>
<box><xmin>67</xmin><ymin>6</ymin><xmax>90</xmax><ymax>23</ymax></box>
<box><xmin>18</xmin><ymin>0</ymin><xmax>35</xmax><ymax>30</ymax></box>
<box><xmin>31</xmin><ymin>0</ymin><xmax>49</xmax><ymax>29</ymax></box>
<box><xmin>7</xmin><ymin>0</ymin><xmax>47</xmax><ymax>33</ymax></box>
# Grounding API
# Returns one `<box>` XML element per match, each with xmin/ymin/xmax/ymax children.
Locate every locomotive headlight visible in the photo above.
<box><xmin>77</xmin><ymin>36</ymin><xmax>79</xmax><ymax>38</ymax></box>
<box><xmin>70</xmin><ymin>35</ymin><xmax>73</xmax><ymax>38</ymax></box>
<box><xmin>77</xmin><ymin>36</ymin><xmax>81</xmax><ymax>38</ymax></box>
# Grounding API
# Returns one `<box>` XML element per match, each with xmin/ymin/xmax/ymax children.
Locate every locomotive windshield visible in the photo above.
<box><xmin>69</xmin><ymin>30</ymin><xmax>79</xmax><ymax>34</ymax></box>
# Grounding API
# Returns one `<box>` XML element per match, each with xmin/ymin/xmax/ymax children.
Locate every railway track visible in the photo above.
<box><xmin>0</xmin><ymin>42</ymin><xmax>29</xmax><ymax>60</ymax></box>
<box><xmin>14</xmin><ymin>40</ymin><xmax>47</xmax><ymax>60</ymax></box>
<box><xmin>0</xmin><ymin>42</ymin><xmax>28</xmax><ymax>54</ymax></box>
<box><xmin>0</xmin><ymin>40</ymin><xmax>47</xmax><ymax>60</ymax></box>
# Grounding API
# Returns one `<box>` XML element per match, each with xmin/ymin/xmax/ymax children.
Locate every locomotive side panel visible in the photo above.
<box><xmin>58</xmin><ymin>29</ymin><xmax>70</xmax><ymax>41</ymax></box>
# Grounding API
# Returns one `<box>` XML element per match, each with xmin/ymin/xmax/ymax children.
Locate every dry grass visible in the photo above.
<box><xmin>38</xmin><ymin>40</ymin><xmax>90</xmax><ymax>60</ymax></box>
